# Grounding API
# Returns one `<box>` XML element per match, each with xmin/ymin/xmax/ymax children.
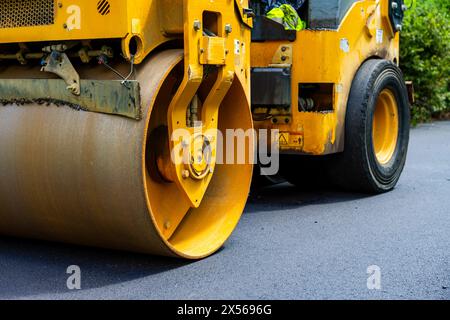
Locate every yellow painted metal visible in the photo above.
<box><xmin>199</xmin><ymin>36</ymin><xmax>227</xmax><ymax>65</ymax></box>
<box><xmin>0</xmin><ymin>0</ymin><xmax>251</xmax><ymax>64</ymax></box>
<box><xmin>270</xmin><ymin>44</ymin><xmax>293</xmax><ymax>66</ymax></box>
<box><xmin>0</xmin><ymin>0</ymin><xmax>253</xmax><ymax>258</ymax></box>
<box><xmin>251</xmin><ymin>0</ymin><xmax>400</xmax><ymax>155</ymax></box>
<box><xmin>0</xmin><ymin>1</ymin><xmax>127</xmax><ymax>42</ymax></box>
<box><xmin>0</xmin><ymin>0</ymin><xmax>169</xmax><ymax>63</ymax></box>
<box><xmin>372</xmin><ymin>88</ymin><xmax>399</xmax><ymax>164</ymax></box>
<box><xmin>165</xmin><ymin>0</ymin><xmax>252</xmax><ymax>208</ymax></box>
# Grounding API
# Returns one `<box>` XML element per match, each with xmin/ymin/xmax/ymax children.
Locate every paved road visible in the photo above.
<box><xmin>1</xmin><ymin>122</ymin><xmax>449</xmax><ymax>300</ymax></box>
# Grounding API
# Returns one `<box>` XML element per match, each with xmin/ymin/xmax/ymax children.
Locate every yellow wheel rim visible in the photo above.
<box><xmin>372</xmin><ymin>89</ymin><xmax>399</xmax><ymax>165</ymax></box>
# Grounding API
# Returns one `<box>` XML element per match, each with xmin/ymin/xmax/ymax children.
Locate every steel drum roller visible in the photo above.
<box><xmin>0</xmin><ymin>50</ymin><xmax>253</xmax><ymax>258</ymax></box>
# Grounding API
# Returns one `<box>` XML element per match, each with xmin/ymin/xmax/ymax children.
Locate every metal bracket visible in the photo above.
<box><xmin>269</xmin><ymin>44</ymin><xmax>293</xmax><ymax>67</ymax></box>
<box><xmin>0</xmin><ymin>79</ymin><xmax>141</xmax><ymax>120</ymax></box>
<box><xmin>234</xmin><ymin>0</ymin><xmax>254</xmax><ymax>28</ymax></box>
<box><xmin>199</xmin><ymin>36</ymin><xmax>227</xmax><ymax>65</ymax></box>
<box><xmin>41</xmin><ymin>51</ymin><xmax>81</xmax><ymax>95</ymax></box>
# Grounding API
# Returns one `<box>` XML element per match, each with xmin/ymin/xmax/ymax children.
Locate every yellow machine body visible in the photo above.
<box><xmin>0</xmin><ymin>0</ymin><xmax>254</xmax><ymax>258</ymax></box>
<box><xmin>0</xmin><ymin>0</ymin><xmax>252</xmax><ymax>63</ymax></box>
<box><xmin>251</xmin><ymin>0</ymin><xmax>400</xmax><ymax>155</ymax></box>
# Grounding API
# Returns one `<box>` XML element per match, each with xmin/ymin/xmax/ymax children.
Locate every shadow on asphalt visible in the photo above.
<box><xmin>0</xmin><ymin>236</ymin><xmax>194</xmax><ymax>298</ymax></box>
<box><xmin>246</xmin><ymin>182</ymin><xmax>371</xmax><ymax>213</ymax></box>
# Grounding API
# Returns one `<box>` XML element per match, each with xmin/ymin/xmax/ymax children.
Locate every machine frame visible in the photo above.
<box><xmin>251</xmin><ymin>0</ymin><xmax>406</xmax><ymax>155</ymax></box>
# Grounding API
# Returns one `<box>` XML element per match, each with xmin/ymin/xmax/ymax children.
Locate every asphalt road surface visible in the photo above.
<box><xmin>1</xmin><ymin>122</ymin><xmax>449</xmax><ymax>300</ymax></box>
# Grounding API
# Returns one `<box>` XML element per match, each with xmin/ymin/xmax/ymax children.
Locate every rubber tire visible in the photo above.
<box><xmin>330</xmin><ymin>59</ymin><xmax>410</xmax><ymax>193</ymax></box>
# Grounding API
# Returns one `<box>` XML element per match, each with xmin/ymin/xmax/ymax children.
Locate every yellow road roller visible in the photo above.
<box><xmin>250</xmin><ymin>0</ymin><xmax>411</xmax><ymax>192</ymax></box>
<box><xmin>0</xmin><ymin>0</ymin><xmax>254</xmax><ymax>258</ymax></box>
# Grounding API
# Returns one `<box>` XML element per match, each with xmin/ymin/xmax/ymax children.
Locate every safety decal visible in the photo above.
<box><xmin>278</xmin><ymin>132</ymin><xmax>304</xmax><ymax>151</ymax></box>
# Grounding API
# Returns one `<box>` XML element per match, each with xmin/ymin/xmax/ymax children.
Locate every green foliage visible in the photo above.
<box><xmin>400</xmin><ymin>0</ymin><xmax>450</xmax><ymax>123</ymax></box>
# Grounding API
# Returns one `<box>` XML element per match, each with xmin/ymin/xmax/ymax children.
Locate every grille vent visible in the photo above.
<box><xmin>0</xmin><ymin>0</ymin><xmax>55</xmax><ymax>29</ymax></box>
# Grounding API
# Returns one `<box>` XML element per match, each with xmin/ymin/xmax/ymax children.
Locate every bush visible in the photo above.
<box><xmin>400</xmin><ymin>0</ymin><xmax>450</xmax><ymax>123</ymax></box>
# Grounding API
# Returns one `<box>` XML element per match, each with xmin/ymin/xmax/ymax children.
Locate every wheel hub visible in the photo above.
<box><xmin>186</xmin><ymin>134</ymin><xmax>213</xmax><ymax>180</ymax></box>
<box><xmin>372</xmin><ymin>88</ymin><xmax>399</xmax><ymax>165</ymax></box>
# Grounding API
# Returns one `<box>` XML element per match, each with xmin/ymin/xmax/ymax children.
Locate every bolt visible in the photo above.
<box><xmin>193</xmin><ymin>20</ymin><xmax>201</xmax><ymax>31</ymax></box>
<box><xmin>58</xmin><ymin>2</ymin><xmax>63</xmax><ymax>8</ymax></box>
<box><xmin>225</xmin><ymin>24</ymin><xmax>232</xmax><ymax>34</ymax></box>
<box><xmin>396</xmin><ymin>24</ymin><xmax>403</xmax><ymax>31</ymax></box>
<box><xmin>402</xmin><ymin>4</ymin><xmax>408</xmax><ymax>11</ymax></box>
<box><xmin>392</xmin><ymin>2</ymin><xmax>398</xmax><ymax>9</ymax></box>
<box><xmin>281</xmin><ymin>46</ymin><xmax>287</xmax><ymax>52</ymax></box>
<box><xmin>63</xmin><ymin>23</ymin><xmax>68</xmax><ymax>29</ymax></box>
<box><xmin>164</xmin><ymin>221</ymin><xmax>171</xmax><ymax>230</ymax></box>
<box><xmin>281</xmin><ymin>56</ymin><xmax>287</xmax><ymax>61</ymax></box>
<box><xmin>182</xmin><ymin>170</ymin><xmax>190</xmax><ymax>179</ymax></box>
